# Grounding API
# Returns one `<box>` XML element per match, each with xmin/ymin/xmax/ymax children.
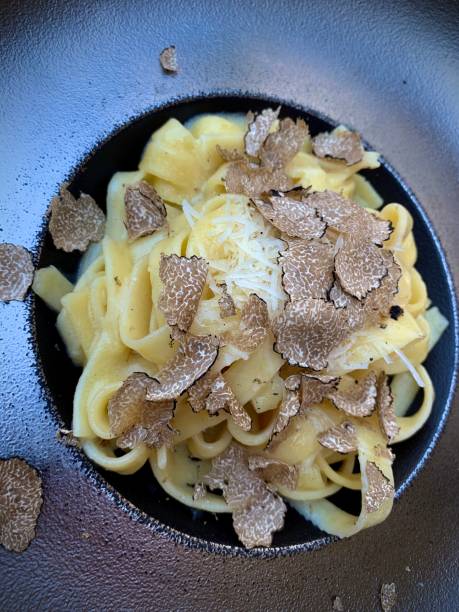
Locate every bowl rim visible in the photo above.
<box><xmin>31</xmin><ymin>89</ymin><xmax>459</xmax><ymax>558</ymax></box>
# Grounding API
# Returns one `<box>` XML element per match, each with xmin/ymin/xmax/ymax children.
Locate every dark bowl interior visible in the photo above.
<box><xmin>33</xmin><ymin>94</ymin><xmax>458</xmax><ymax>555</ymax></box>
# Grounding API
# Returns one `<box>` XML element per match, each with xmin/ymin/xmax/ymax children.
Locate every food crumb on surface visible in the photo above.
<box><xmin>56</xmin><ymin>428</ymin><xmax>81</xmax><ymax>448</ymax></box>
<box><xmin>332</xmin><ymin>595</ymin><xmax>344</xmax><ymax>611</ymax></box>
<box><xmin>380</xmin><ymin>582</ymin><xmax>396</xmax><ymax>611</ymax></box>
<box><xmin>159</xmin><ymin>46</ymin><xmax>178</xmax><ymax>73</ymax></box>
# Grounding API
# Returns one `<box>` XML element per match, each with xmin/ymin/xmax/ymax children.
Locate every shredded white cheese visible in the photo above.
<box><xmin>182</xmin><ymin>199</ymin><xmax>203</xmax><ymax>228</ymax></box>
<box><xmin>200</xmin><ymin>199</ymin><xmax>287</xmax><ymax>315</ymax></box>
<box><xmin>392</xmin><ymin>347</ymin><xmax>425</xmax><ymax>387</ymax></box>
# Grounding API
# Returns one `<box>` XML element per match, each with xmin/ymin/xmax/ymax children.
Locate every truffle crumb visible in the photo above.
<box><xmin>389</xmin><ymin>305</ymin><xmax>404</xmax><ymax>320</ymax></box>
<box><xmin>159</xmin><ymin>46</ymin><xmax>177</xmax><ymax>72</ymax></box>
<box><xmin>56</xmin><ymin>428</ymin><xmax>81</xmax><ymax>448</ymax></box>
<box><xmin>332</xmin><ymin>596</ymin><xmax>344</xmax><ymax>611</ymax></box>
<box><xmin>380</xmin><ymin>583</ymin><xmax>396</xmax><ymax>612</ymax></box>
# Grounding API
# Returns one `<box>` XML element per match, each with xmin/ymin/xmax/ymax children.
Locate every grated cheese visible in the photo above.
<box><xmin>182</xmin><ymin>199</ymin><xmax>203</xmax><ymax>228</ymax></box>
<box><xmin>198</xmin><ymin>198</ymin><xmax>287</xmax><ymax>315</ymax></box>
<box><xmin>391</xmin><ymin>347</ymin><xmax>425</xmax><ymax>387</ymax></box>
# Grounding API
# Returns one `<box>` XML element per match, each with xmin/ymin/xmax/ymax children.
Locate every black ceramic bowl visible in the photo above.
<box><xmin>33</xmin><ymin>94</ymin><xmax>459</xmax><ymax>556</ymax></box>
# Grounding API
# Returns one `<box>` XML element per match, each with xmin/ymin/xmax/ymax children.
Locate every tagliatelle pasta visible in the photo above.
<box><xmin>33</xmin><ymin>111</ymin><xmax>448</xmax><ymax>548</ymax></box>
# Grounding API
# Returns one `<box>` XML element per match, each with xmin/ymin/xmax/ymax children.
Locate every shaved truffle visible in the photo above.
<box><xmin>218</xmin><ymin>283</ymin><xmax>236</xmax><ymax>318</ymax></box>
<box><xmin>206</xmin><ymin>375</ymin><xmax>251</xmax><ymax>431</ymax></box>
<box><xmin>188</xmin><ymin>371</ymin><xmax>214</xmax><ymax>413</ymax></box>
<box><xmin>280</xmin><ymin>239</ymin><xmax>335</xmax><ymax>301</ymax></box>
<box><xmin>329</xmin><ymin>373</ymin><xmax>378</xmax><ymax>417</ymax></box>
<box><xmin>331</xmin><ymin>251</ymin><xmax>401</xmax><ymax>329</ymax></box>
<box><xmin>301</xmin><ymin>373</ymin><xmax>340</xmax><ymax>409</ymax></box>
<box><xmin>124</xmin><ymin>180</ymin><xmax>167</xmax><ymax>240</ymax></box>
<box><xmin>335</xmin><ymin>235</ymin><xmax>387</xmax><ymax>300</ymax></box>
<box><xmin>252</xmin><ymin>194</ymin><xmax>326</xmax><ymax>240</ymax></box>
<box><xmin>363</xmin><ymin>250</ymin><xmax>402</xmax><ymax>321</ymax></box>
<box><xmin>248</xmin><ymin>455</ymin><xmax>299</xmax><ymax>489</ymax></box>
<box><xmin>203</xmin><ymin>444</ymin><xmax>249</xmax><ymax>502</ymax></box>
<box><xmin>226</xmin><ymin>294</ymin><xmax>269</xmax><ymax>353</ymax></box>
<box><xmin>271</xmin><ymin>388</ymin><xmax>301</xmax><ymax>436</ymax></box>
<box><xmin>159</xmin><ymin>45</ymin><xmax>177</xmax><ymax>72</ymax></box>
<box><xmin>284</xmin><ymin>374</ymin><xmax>301</xmax><ymax>391</ymax></box>
<box><xmin>273</xmin><ymin>298</ymin><xmax>349</xmax><ymax>370</ymax></box>
<box><xmin>259</xmin><ymin>117</ymin><xmax>309</xmax><ymax>169</ymax></box>
<box><xmin>312</xmin><ymin>129</ymin><xmax>364</xmax><ymax>165</ymax></box>
<box><xmin>305</xmin><ymin>190</ymin><xmax>392</xmax><ymax>246</ymax></box>
<box><xmin>0</xmin><ymin>244</ymin><xmax>34</xmax><ymax>302</ymax></box>
<box><xmin>0</xmin><ymin>458</ymin><xmax>42</xmax><ymax>552</ymax></box>
<box><xmin>318</xmin><ymin>421</ymin><xmax>357</xmax><ymax>454</ymax></box>
<box><xmin>216</xmin><ymin>145</ymin><xmax>245</xmax><ymax>162</ymax></box>
<box><xmin>244</xmin><ymin>107</ymin><xmax>280</xmax><ymax>157</ymax></box>
<box><xmin>329</xmin><ymin>280</ymin><xmax>365</xmax><ymax>330</ymax></box>
<box><xmin>117</xmin><ymin>399</ymin><xmax>176</xmax><ymax>449</ymax></box>
<box><xmin>108</xmin><ymin>373</ymin><xmax>176</xmax><ymax>447</ymax></box>
<box><xmin>49</xmin><ymin>185</ymin><xmax>105</xmax><ymax>252</ymax></box>
<box><xmin>305</xmin><ymin>190</ymin><xmax>354</xmax><ymax>230</ymax></box>
<box><xmin>203</xmin><ymin>444</ymin><xmax>286</xmax><ymax>548</ymax></box>
<box><xmin>380</xmin><ymin>583</ymin><xmax>397</xmax><ymax>612</ymax></box>
<box><xmin>375</xmin><ymin>445</ymin><xmax>395</xmax><ymax>463</ymax></box>
<box><xmin>108</xmin><ymin>373</ymin><xmax>147</xmax><ymax>436</ymax></box>
<box><xmin>159</xmin><ymin>254</ymin><xmax>208</xmax><ymax>332</ymax></box>
<box><xmin>329</xmin><ymin>281</ymin><xmax>349</xmax><ymax>309</ymax></box>
<box><xmin>377</xmin><ymin>374</ymin><xmax>400</xmax><ymax>443</ymax></box>
<box><xmin>364</xmin><ymin>461</ymin><xmax>394</xmax><ymax>513</ymax></box>
<box><xmin>232</xmin><ymin>487</ymin><xmax>285</xmax><ymax>548</ymax></box>
<box><xmin>224</xmin><ymin>160</ymin><xmax>293</xmax><ymax>197</ymax></box>
<box><xmin>146</xmin><ymin>334</ymin><xmax>219</xmax><ymax>401</ymax></box>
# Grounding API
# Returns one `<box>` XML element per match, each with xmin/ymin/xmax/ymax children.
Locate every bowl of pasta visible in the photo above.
<box><xmin>30</xmin><ymin>94</ymin><xmax>457</xmax><ymax>555</ymax></box>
